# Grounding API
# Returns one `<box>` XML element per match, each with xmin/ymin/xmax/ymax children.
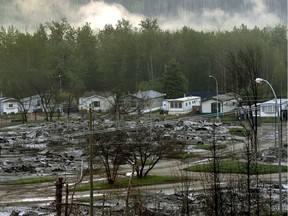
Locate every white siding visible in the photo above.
<box><xmin>258</xmin><ymin>99</ymin><xmax>288</xmax><ymax>117</ymax></box>
<box><xmin>201</xmin><ymin>100</ymin><xmax>213</xmax><ymax>113</ymax></box>
<box><xmin>3</xmin><ymin>101</ymin><xmax>19</xmax><ymax>114</ymax></box>
<box><xmin>163</xmin><ymin>96</ymin><xmax>201</xmax><ymax>115</ymax></box>
<box><xmin>79</xmin><ymin>95</ymin><xmax>115</xmax><ymax>112</ymax></box>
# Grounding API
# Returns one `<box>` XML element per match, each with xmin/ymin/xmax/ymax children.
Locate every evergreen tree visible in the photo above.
<box><xmin>161</xmin><ymin>58</ymin><xmax>187</xmax><ymax>99</ymax></box>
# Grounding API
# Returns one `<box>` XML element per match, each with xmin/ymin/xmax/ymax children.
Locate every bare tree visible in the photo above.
<box><xmin>107</xmin><ymin>91</ymin><xmax>156</xmax><ymax>126</ymax></box>
<box><xmin>225</xmin><ymin>44</ymin><xmax>262</xmax><ymax>152</ymax></box>
<box><xmin>124</xmin><ymin>126</ymin><xmax>184</xmax><ymax>178</ymax></box>
<box><xmin>93</xmin><ymin>129</ymin><xmax>128</xmax><ymax>184</ymax></box>
<box><xmin>172</xmin><ymin>160</ymin><xmax>196</xmax><ymax>215</ymax></box>
<box><xmin>199</xmin><ymin>124</ymin><xmax>226</xmax><ymax>216</ymax></box>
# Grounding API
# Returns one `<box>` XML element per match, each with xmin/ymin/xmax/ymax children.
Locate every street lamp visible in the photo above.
<box><xmin>255</xmin><ymin>77</ymin><xmax>282</xmax><ymax>214</ymax></box>
<box><xmin>209</xmin><ymin>75</ymin><xmax>219</xmax><ymax>120</ymax></box>
<box><xmin>88</xmin><ymin>106</ymin><xmax>94</xmax><ymax>216</ymax></box>
<box><xmin>58</xmin><ymin>75</ymin><xmax>62</xmax><ymax>92</ymax></box>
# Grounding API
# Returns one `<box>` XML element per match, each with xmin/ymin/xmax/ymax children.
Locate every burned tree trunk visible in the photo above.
<box><xmin>56</xmin><ymin>177</ymin><xmax>64</xmax><ymax>216</ymax></box>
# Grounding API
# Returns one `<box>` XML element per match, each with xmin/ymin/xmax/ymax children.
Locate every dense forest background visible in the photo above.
<box><xmin>0</xmin><ymin>19</ymin><xmax>286</xmax><ymax>103</ymax></box>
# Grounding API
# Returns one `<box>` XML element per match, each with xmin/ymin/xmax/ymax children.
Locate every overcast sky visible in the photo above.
<box><xmin>0</xmin><ymin>0</ymin><xmax>286</xmax><ymax>32</ymax></box>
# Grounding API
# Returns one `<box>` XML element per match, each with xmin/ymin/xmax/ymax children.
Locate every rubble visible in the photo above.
<box><xmin>0</xmin><ymin>116</ymin><xmax>286</xmax><ymax>215</ymax></box>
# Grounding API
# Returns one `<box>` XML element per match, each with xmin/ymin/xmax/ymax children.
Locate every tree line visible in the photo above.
<box><xmin>0</xmin><ymin>19</ymin><xmax>286</xmax><ymax>118</ymax></box>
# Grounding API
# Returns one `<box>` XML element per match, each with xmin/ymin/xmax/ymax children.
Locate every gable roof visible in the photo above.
<box><xmin>213</xmin><ymin>93</ymin><xmax>240</xmax><ymax>102</ymax></box>
<box><xmin>166</xmin><ymin>96</ymin><xmax>200</xmax><ymax>102</ymax></box>
<box><xmin>131</xmin><ymin>90</ymin><xmax>166</xmax><ymax>99</ymax></box>
<box><xmin>0</xmin><ymin>97</ymin><xmax>18</xmax><ymax>103</ymax></box>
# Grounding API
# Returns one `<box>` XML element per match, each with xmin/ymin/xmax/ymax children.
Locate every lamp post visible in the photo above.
<box><xmin>58</xmin><ymin>75</ymin><xmax>62</xmax><ymax>92</ymax></box>
<box><xmin>88</xmin><ymin>106</ymin><xmax>94</xmax><ymax>216</ymax></box>
<box><xmin>209</xmin><ymin>75</ymin><xmax>219</xmax><ymax>120</ymax></box>
<box><xmin>255</xmin><ymin>77</ymin><xmax>282</xmax><ymax>214</ymax></box>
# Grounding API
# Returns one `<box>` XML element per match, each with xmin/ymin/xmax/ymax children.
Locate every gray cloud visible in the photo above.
<box><xmin>159</xmin><ymin>0</ymin><xmax>283</xmax><ymax>31</ymax></box>
<box><xmin>0</xmin><ymin>0</ymin><xmax>284</xmax><ymax>32</ymax></box>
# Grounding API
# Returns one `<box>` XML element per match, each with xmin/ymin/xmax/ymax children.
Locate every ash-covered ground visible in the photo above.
<box><xmin>0</xmin><ymin>116</ymin><xmax>286</xmax><ymax>215</ymax></box>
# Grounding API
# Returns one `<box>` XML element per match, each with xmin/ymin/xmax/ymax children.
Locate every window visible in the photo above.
<box><xmin>170</xmin><ymin>102</ymin><xmax>182</xmax><ymax>108</ymax></box>
<box><xmin>8</xmin><ymin>104</ymin><xmax>13</xmax><ymax>108</ymax></box>
<box><xmin>92</xmin><ymin>101</ymin><xmax>100</xmax><ymax>107</ymax></box>
<box><xmin>185</xmin><ymin>103</ymin><xmax>188</xmax><ymax>106</ymax></box>
<box><xmin>262</xmin><ymin>106</ymin><xmax>275</xmax><ymax>113</ymax></box>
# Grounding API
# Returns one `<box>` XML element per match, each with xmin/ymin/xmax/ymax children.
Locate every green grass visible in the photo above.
<box><xmin>169</xmin><ymin>152</ymin><xmax>201</xmax><ymax>159</ymax></box>
<box><xmin>0</xmin><ymin>176</ymin><xmax>56</xmax><ymax>185</ymax></box>
<box><xmin>137</xmin><ymin>160</ymin><xmax>154</xmax><ymax>166</ymax></box>
<box><xmin>194</xmin><ymin>144</ymin><xmax>227</xmax><ymax>151</ymax></box>
<box><xmin>229</xmin><ymin>127</ymin><xmax>248</xmax><ymax>136</ymax></box>
<box><xmin>220</xmin><ymin>114</ymin><xmax>238</xmax><ymax>122</ymax></box>
<box><xmin>76</xmin><ymin>175</ymin><xmax>180</xmax><ymax>191</ymax></box>
<box><xmin>186</xmin><ymin>160</ymin><xmax>287</xmax><ymax>174</ymax></box>
<box><xmin>261</xmin><ymin>118</ymin><xmax>277</xmax><ymax>123</ymax></box>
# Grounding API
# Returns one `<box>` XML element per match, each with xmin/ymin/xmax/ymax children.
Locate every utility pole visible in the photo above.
<box><xmin>125</xmin><ymin>163</ymin><xmax>134</xmax><ymax>215</ymax></box>
<box><xmin>255</xmin><ymin>78</ymin><xmax>282</xmax><ymax>214</ymax></box>
<box><xmin>209</xmin><ymin>75</ymin><xmax>220</xmax><ymax>120</ymax></box>
<box><xmin>89</xmin><ymin>107</ymin><xmax>94</xmax><ymax>216</ymax></box>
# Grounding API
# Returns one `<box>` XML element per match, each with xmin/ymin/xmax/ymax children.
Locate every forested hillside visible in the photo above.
<box><xmin>0</xmin><ymin>19</ymin><xmax>286</xmax><ymax>104</ymax></box>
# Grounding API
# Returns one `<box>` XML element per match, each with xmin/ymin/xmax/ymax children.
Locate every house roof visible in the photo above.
<box><xmin>81</xmin><ymin>91</ymin><xmax>114</xmax><ymax>98</ymax></box>
<box><xmin>1</xmin><ymin>97</ymin><xmax>18</xmax><ymax>103</ymax></box>
<box><xmin>187</xmin><ymin>92</ymin><xmax>222</xmax><ymax>99</ymax></box>
<box><xmin>166</xmin><ymin>96</ymin><xmax>200</xmax><ymax>102</ymax></box>
<box><xmin>131</xmin><ymin>90</ymin><xmax>166</xmax><ymax>99</ymax></box>
<box><xmin>21</xmin><ymin>95</ymin><xmax>42</xmax><ymax>102</ymax></box>
<box><xmin>259</xmin><ymin>99</ymin><xmax>288</xmax><ymax>105</ymax></box>
<box><xmin>213</xmin><ymin>93</ymin><xmax>240</xmax><ymax>102</ymax></box>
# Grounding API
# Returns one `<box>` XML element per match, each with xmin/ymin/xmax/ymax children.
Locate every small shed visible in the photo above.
<box><xmin>201</xmin><ymin>93</ymin><xmax>240</xmax><ymax>115</ymax></box>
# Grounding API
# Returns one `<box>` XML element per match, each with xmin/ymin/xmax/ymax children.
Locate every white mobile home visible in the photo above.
<box><xmin>0</xmin><ymin>98</ymin><xmax>19</xmax><ymax>114</ymax></box>
<box><xmin>118</xmin><ymin>90</ymin><xmax>166</xmax><ymax>114</ymax></box>
<box><xmin>161</xmin><ymin>96</ymin><xmax>201</xmax><ymax>115</ymax></box>
<box><xmin>79</xmin><ymin>91</ymin><xmax>115</xmax><ymax>112</ymax></box>
<box><xmin>21</xmin><ymin>95</ymin><xmax>42</xmax><ymax>113</ymax></box>
<box><xmin>257</xmin><ymin>99</ymin><xmax>288</xmax><ymax>118</ymax></box>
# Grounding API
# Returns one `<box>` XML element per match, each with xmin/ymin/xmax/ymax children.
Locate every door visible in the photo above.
<box><xmin>211</xmin><ymin>102</ymin><xmax>220</xmax><ymax>113</ymax></box>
